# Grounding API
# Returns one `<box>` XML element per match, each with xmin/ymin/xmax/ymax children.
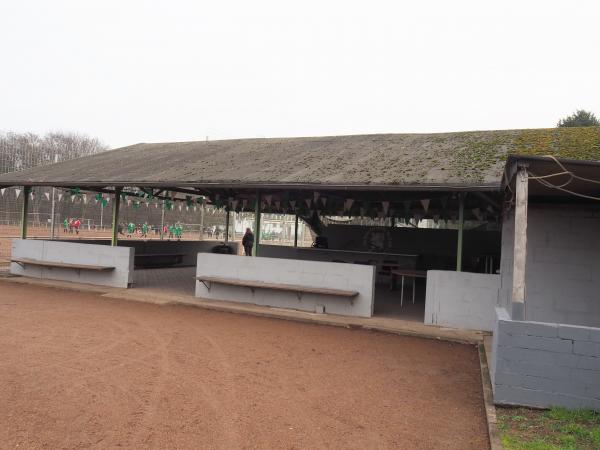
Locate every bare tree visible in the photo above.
<box><xmin>0</xmin><ymin>131</ymin><xmax>108</xmax><ymax>174</ymax></box>
<box><xmin>0</xmin><ymin>131</ymin><xmax>109</xmax><ymax>225</ymax></box>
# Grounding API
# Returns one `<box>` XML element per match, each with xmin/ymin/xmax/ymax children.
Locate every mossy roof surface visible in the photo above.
<box><xmin>1</xmin><ymin>127</ymin><xmax>599</xmax><ymax>188</ymax></box>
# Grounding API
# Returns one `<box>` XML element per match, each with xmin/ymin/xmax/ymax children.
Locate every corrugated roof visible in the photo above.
<box><xmin>1</xmin><ymin>127</ymin><xmax>598</xmax><ymax>190</ymax></box>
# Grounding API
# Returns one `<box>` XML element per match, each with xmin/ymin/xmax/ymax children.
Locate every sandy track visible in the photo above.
<box><xmin>0</xmin><ymin>283</ymin><xmax>488</xmax><ymax>449</ymax></box>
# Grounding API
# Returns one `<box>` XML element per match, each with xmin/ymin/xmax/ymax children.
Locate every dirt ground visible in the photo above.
<box><xmin>0</xmin><ymin>283</ymin><xmax>489</xmax><ymax>449</ymax></box>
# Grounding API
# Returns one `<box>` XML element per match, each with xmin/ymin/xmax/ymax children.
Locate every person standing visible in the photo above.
<box><xmin>127</xmin><ymin>221</ymin><xmax>135</xmax><ymax>238</ymax></box>
<box><xmin>242</xmin><ymin>227</ymin><xmax>254</xmax><ymax>256</ymax></box>
<box><xmin>74</xmin><ymin>218</ymin><xmax>81</xmax><ymax>235</ymax></box>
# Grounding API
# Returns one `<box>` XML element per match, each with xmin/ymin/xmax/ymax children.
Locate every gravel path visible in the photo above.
<box><xmin>0</xmin><ymin>283</ymin><xmax>488</xmax><ymax>449</ymax></box>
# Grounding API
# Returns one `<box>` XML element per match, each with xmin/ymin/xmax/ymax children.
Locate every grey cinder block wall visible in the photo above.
<box><xmin>11</xmin><ymin>239</ymin><xmax>134</xmax><ymax>288</ymax></box>
<box><xmin>499</xmin><ymin>204</ymin><xmax>600</xmax><ymax>327</ymax></box>
<box><xmin>424</xmin><ymin>270</ymin><xmax>500</xmax><ymax>331</ymax></box>
<box><xmin>196</xmin><ymin>253</ymin><xmax>375</xmax><ymax>317</ymax></box>
<box><xmin>524</xmin><ymin>205</ymin><xmax>600</xmax><ymax>327</ymax></box>
<box><xmin>492</xmin><ymin>307</ymin><xmax>600</xmax><ymax>410</ymax></box>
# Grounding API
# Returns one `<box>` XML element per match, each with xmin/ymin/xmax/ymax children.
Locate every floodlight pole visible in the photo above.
<box><xmin>20</xmin><ymin>186</ymin><xmax>31</xmax><ymax>239</ymax></box>
<box><xmin>456</xmin><ymin>193</ymin><xmax>465</xmax><ymax>271</ymax></box>
<box><xmin>253</xmin><ymin>191</ymin><xmax>261</xmax><ymax>256</ymax></box>
<box><xmin>111</xmin><ymin>188</ymin><xmax>121</xmax><ymax>246</ymax></box>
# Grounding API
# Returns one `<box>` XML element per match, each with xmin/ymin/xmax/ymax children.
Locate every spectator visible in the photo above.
<box><xmin>242</xmin><ymin>228</ymin><xmax>254</xmax><ymax>256</ymax></box>
<box><xmin>74</xmin><ymin>218</ymin><xmax>81</xmax><ymax>235</ymax></box>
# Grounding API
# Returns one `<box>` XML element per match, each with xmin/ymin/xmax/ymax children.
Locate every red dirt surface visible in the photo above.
<box><xmin>0</xmin><ymin>283</ymin><xmax>489</xmax><ymax>449</ymax></box>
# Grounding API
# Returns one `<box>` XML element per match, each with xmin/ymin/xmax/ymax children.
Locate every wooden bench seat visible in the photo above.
<box><xmin>196</xmin><ymin>276</ymin><xmax>358</xmax><ymax>299</ymax></box>
<box><xmin>11</xmin><ymin>257</ymin><xmax>115</xmax><ymax>272</ymax></box>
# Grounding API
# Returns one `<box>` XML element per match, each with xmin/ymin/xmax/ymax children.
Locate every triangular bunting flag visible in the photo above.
<box><xmin>420</xmin><ymin>199</ymin><xmax>430</xmax><ymax>213</ymax></box>
<box><xmin>44</xmin><ymin>192</ymin><xmax>50</xmax><ymax>201</ymax></box>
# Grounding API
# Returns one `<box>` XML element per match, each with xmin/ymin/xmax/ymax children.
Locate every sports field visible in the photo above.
<box><xmin>0</xmin><ymin>282</ymin><xmax>489</xmax><ymax>449</ymax></box>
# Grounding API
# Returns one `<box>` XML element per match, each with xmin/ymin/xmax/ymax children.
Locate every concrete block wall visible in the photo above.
<box><xmin>196</xmin><ymin>253</ymin><xmax>375</xmax><ymax>317</ymax></box>
<box><xmin>492</xmin><ymin>307</ymin><xmax>600</xmax><ymax>410</ymax></box>
<box><xmin>525</xmin><ymin>205</ymin><xmax>600</xmax><ymax>327</ymax></box>
<box><xmin>64</xmin><ymin>239</ymin><xmax>238</xmax><ymax>266</ymax></box>
<box><xmin>11</xmin><ymin>239</ymin><xmax>134</xmax><ymax>288</ymax></box>
<box><xmin>259</xmin><ymin>244</ymin><xmax>418</xmax><ymax>267</ymax></box>
<box><xmin>424</xmin><ymin>270</ymin><xmax>500</xmax><ymax>331</ymax></box>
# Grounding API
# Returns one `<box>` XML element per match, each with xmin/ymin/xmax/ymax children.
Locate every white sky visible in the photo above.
<box><xmin>1</xmin><ymin>0</ymin><xmax>599</xmax><ymax>149</ymax></box>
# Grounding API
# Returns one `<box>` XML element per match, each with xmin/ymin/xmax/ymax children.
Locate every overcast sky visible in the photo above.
<box><xmin>1</xmin><ymin>0</ymin><xmax>599</xmax><ymax>149</ymax></box>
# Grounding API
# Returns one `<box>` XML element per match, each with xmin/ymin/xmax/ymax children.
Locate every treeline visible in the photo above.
<box><xmin>0</xmin><ymin>131</ymin><xmax>108</xmax><ymax>174</ymax></box>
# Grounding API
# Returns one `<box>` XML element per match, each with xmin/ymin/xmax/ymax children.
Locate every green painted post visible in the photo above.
<box><xmin>253</xmin><ymin>191</ymin><xmax>261</xmax><ymax>256</ymax></box>
<box><xmin>293</xmin><ymin>214</ymin><xmax>299</xmax><ymax>247</ymax></box>
<box><xmin>111</xmin><ymin>188</ymin><xmax>121</xmax><ymax>246</ymax></box>
<box><xmin>224</xmin><ymin>208</ymin><xmax>230</xmax><ymax>242</ymax></box>
<box><xmin>456</xmin><ymin>193</ymin><xmax>465</xmax><ymax>271</ymax></box>
<box><xmin>20</xmin><ymin>186</ymin><xmax>31</xmax><ymax>239</ymax></box>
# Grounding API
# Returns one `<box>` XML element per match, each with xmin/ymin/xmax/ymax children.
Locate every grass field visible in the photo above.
<box><xmin>498</xmin><ymin>406</ymin><xmax>600</xmax><ymax>450</ymax></box>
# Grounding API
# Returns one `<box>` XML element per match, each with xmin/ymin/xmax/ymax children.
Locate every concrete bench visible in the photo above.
<box><xmin>11</xmin><ymin>257</ymin><xmax>115</xmax><ymax>272</ymax></box>
<box><xmin>196</xmin><ymin>276</ymin><xmax>358</xmax><ymax>301</ymax></box>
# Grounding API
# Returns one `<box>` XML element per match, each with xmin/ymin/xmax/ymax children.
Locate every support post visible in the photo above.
<box><xmin>456</xmin><ymin>193</ymin><xmax>465</xmax><ymax>271</ymax></box>
<box><xmin>111</xmin><ymin>188</ymin><xmax>121</xmax><ymax>246</ymax></box>
<box><xmin>199</xmin><ymin>202</ymin><xmax>204</xmax><ymax>240</ymax></box>
<box><xmin>253</xmin><ymin>191</ymin><xmax>261</xmax><ymax>256</ymax></box>
<box><xmin>50</xmin><ymin>187</ymin><xmax>56</xmax><ymax>240</ymax></box>
<box><xmin>224</xmin><ymin>208</ymin><xmax>230</xmax><ymax>242</ymax></box>
<box><xmin>293</xmin><ymin>214</ymin><xmax>299</xmax><ymax>247</ymax></box>
<box><xmin>21</xmin><ymin>186</ymin><xmax>31</xmax><ymax>239</ymax></box>
<box><xmin>160</xmin><ymin>199</ymin><xmax>165</xmax><ymax>240</ymax></box>
<box><xmin>100</xmin><ymin>198</ymin><xmax>104</xmax><ymax>230</ymax></box>
<box><xmin>512</xmin><ymin>166</ymin><xmax>529</xmax><ymax>320</ymax></box>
